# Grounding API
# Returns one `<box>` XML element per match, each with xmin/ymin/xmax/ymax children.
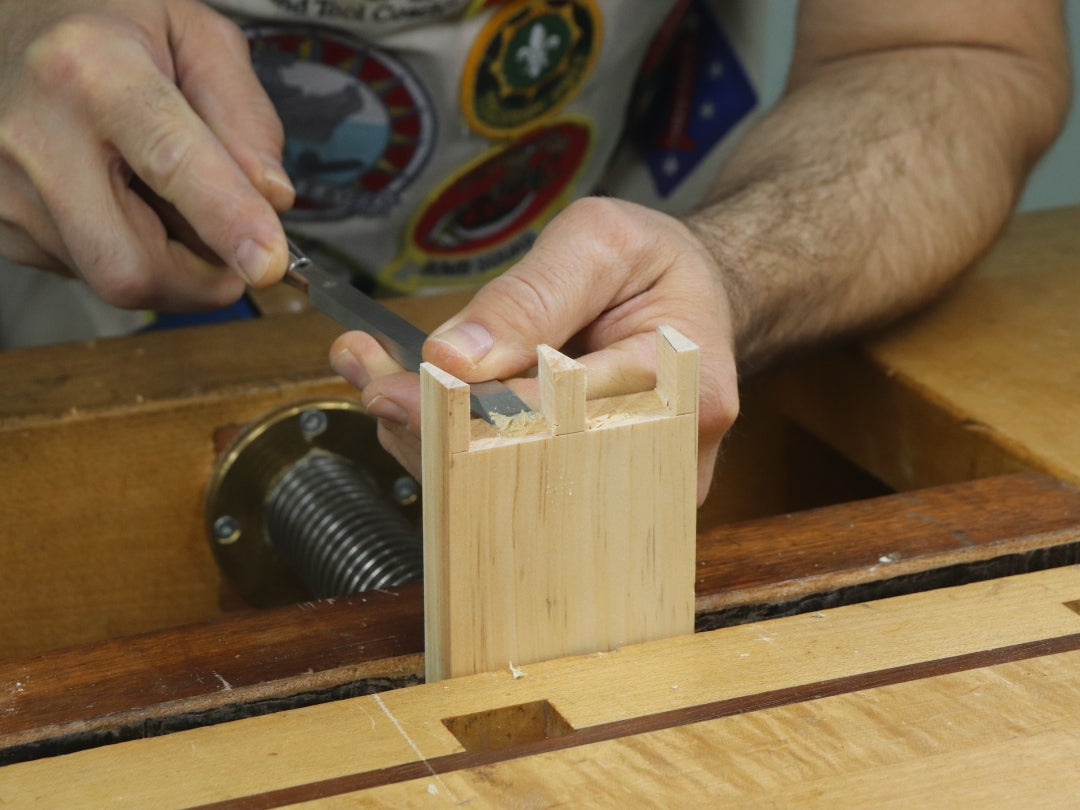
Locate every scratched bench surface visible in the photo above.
<box><xmin>3</xmin><ymin>472</ymin><xmax>1078</xmax><ymax>766</ymax></box>
<box><xmin>4</xmin><ymin>563</ymin><xmax>1080</xmax><ymax>808</ymax></box>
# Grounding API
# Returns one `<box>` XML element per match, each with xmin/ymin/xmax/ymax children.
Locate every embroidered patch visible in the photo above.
<box><xmin>461</xmin><ymin>0</ymin><xmax>602</xmax><ymax>139</ymax></box>
<box><xmin>464</xmin><ymin>0</ymin><xmax>514</xmax><ymax>14</ymax></box>
<box><xmin>247</xmin><ymin>26</ymin><xmax>436</xmax><ymax>221</ymax></box>
<box><xmin>382</xmin><ymin>119</ymin><xmax>591</xmax><ymax>291</ymax></box>
<box><xmin>264</xmin><ymin>0</ymin><xmax>473</xmax><ymax>28</ymax></box>
<box><xmin>629</xmin><ymin>0</ymin><xmax>756</xmax><ymax>197</ymax></box>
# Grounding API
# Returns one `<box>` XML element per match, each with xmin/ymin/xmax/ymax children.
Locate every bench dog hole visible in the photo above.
<box><xmin>442</xmin><ymin>700</ymin><xmax>575</xmax><ymax>752</ymax></box>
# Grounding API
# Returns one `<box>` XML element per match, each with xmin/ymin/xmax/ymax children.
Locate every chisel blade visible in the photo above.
<box><xmin>284</xmin><ymin>241</ymin><xmax>531</xmax><ymax>424</ymax></box>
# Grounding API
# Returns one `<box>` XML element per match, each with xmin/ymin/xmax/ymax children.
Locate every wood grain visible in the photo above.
<box><xmin>693</xmin><ymin>469</ymin><xmax>1080</xmax><ymax>625</ymax></box>
<box><xmin>537</xmin><ymin>344</ymin><xmax>586</xmax><ymax>434</ymax></box>
<box><xmin>302</xmin><ymin>646</ymin><xmax>1080</xmax><ymax>808</ymax></box>
<box><xmin>421</xmin><ymin>333</ymin><xmax>698</xmax><ymax>681</ymax></box>
<box><xmin>4</xmin><ymin>205</ymin><xmax>1076</xmax><ymax>661</ymax></box>
<box><xmin>765</xmin><ymin>204</ymin><xmax>1080</xmax><ymax>491</ymax></box>
<box><xmin>3</xmin><ymin>472</ymin><xmax>1077</xmax><ymax>765</ymax></box>
<box><xmin>0</xmin><ymin>292</ymin><xmax>471</xmax><ymax>660</ymax></box>
<box><xmin>188</xmin><ymin>636</ymin><xmax>1080</xmax><ymax>809</ymax></box>
<box><xmin>4</xmin><ymin>565</ymin><xmax>1080</xmax><ymax>808</ymax></box>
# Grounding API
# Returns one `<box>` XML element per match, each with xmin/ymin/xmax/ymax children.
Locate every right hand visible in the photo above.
<box><xmin>331</xmin><ymin>197</ymin><xmax>742</xmax><ymax>505</ymax></box>
<box><xmin>0</xmin><ymin>0</ymin><xmax>293</xmax><ymax>310</ymax></box>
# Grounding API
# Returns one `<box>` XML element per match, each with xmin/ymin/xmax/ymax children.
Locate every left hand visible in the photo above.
<box><xmin>0</xmin><ymin>0</ymin><xmax>293</xmax><ymax>309</ymax></box>
<box><xmin>330</xmin><ymin>197</ymin><xmax>741</xmax><ymax>504</ymax></box>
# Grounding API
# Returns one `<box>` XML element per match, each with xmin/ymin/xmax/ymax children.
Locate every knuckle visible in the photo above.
<box><xmin>209</xmin><ymin>13</ymin><xmax>250</xmax><ymax>54</ymax></box>
<box><xmin>0</xmin><ymin>223</ymin><xmax>47</xmax><ymax>269</ymax></box>
<box><xmin>0</xmin><ymin>119</ymin><xmax>22</xmax><ymax>160</ymax></box>
<box><xmin>139</xmin><ymin>119</ymin><xmax>197</xmax><ymax>196</ymax></box>
<box><xmin>23</xmin><ymin>15</ymin><xmax>106</xmax><ymax>94</ymax></box>
<box><xmin>560</xmin><ymin>195</ymin><xmax>626</xmax><ymax>228</ymax></box>
<box><xmin>204</xmin><ymin>273</ymin><xmax>247</xmax><ymax>307</ymax></box>
<box><xmin>91</xmin><ymin>256</ymin><xmax>159</xmax><ymax>309</ymax></box>
<box><xmin>492</xmin><ymin>269</ymin><xmax>564</xmax><ymax>334</ymax></box>
<box><xmin>99</xmin><ymin>279</ymin><xmax>156</xmax><ymax>310</ymax></box>
<box><xmin>557</xmin><ymin>196</ymin><xmax>637</xmax><ymax>259</ymax></box>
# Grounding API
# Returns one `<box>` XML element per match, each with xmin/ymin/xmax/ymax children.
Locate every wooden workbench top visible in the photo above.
<box><xmin>768</xmin><ymin>204</ymin><xmax>1080</xmax><ymax>491</ymax></box>
<box><xmin>3</xmin><ymin>205</ymin><xmax>1080</xmax><ymax>802</ymax></box>
<box><xmin>4</xmin><ymin>564</ymin><xmax>1080</xmax><ymax>807</ymax></box>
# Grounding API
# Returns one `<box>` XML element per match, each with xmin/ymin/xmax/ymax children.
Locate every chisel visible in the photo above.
<box><xmin>283</xmin><ymin>240</ymin><xmax>530</xmax><ymax>424</ymax></box>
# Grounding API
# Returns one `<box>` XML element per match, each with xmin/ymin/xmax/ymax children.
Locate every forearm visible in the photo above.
<box><xmin>687</xmin><ymin>22</ymin><xmax>1069</xmax><ymax>375</ymax></box>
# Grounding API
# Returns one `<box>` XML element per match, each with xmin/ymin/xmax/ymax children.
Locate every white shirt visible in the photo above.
<box><xmin>0</xmin><ymin>0</ymin><xmax>766</xmax><ymax>346</ymax></box>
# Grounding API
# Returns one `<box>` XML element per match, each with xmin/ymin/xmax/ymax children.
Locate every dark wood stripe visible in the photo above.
<box><xmin>191</xmin><ymin>631</ymin><xmax>1080</xmax><ymax>810</ymax></box>
<box><xmin>5</xmin><ymin>473</ymin><xmax>1080</xmax><ymax>766</ymax></box>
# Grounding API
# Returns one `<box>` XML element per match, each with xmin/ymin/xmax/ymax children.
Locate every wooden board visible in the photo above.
<box><xmin>3</xmin><ymin>204</ymin><xmax>1077</xmax><ymax>661</ymax></box>
<box><xmin>3</xmin><ymin>564</ymin><xmax>1080</xmax><ymax>807</ymax></box>
<box><xmin>3</xmin><ymin>472</ymin><xmax>1078</xmax><ymax>766</ymax></box>
<box><xmin>4</xmin><ymin>203</ymin><xmax>1080</xmax><ymax>803</ymax></box>
<box><xmin>766</xmin><ymin>204</ymin><xmax>1080</xmax><ymax>491</ymax></box>
<box><xmin>421</xmin><ymin>330</ymin><xmax>698</xmax><ymax>680</ymax></box>
<box><xmin>0</xmin><ymin>287</ymin><xmax>875</xmax><ymax>661</ymax></box>
<box><xmin>0</xmin><ymin>295</ymin><xmax>467</xmax><ymax>659</ymax></box>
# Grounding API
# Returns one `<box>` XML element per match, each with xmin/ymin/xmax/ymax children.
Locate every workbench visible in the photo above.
<box><xmin>2</xmin><ymin>205</ymin><xmax>1080</xmax><ymax>805</ymax></box>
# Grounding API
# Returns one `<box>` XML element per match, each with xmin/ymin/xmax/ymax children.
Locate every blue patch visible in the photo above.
<box><xmin>631</xmin><ymin>0</ymin><xmax>756</xmax><ymax>197</ymax></box>
<box><xmin>142</xmin><ymin>297</ymin><xmax>256</xmax><ymax>333</ymax></box>
<box><xmin>247</xmin><ymin>26</ymin><xmax>437</xmax><ymax>221</ymax></box>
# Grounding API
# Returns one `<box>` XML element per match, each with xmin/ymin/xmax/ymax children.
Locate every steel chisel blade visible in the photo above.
<box><xmin>285</xmin><ymin>242</ymin><xmax>530</xmax><ymax>424</ymax></box>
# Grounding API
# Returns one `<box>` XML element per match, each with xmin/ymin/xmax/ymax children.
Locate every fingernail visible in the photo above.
<box><xmin>365</xmin><ymin>394</ymin><xmax>409</xmax><ymax>426</ymax></box>
<box><xmin>331</xmin><ymin>347</ymin><xmax>371</xmax><ymax>389</ymax></box>
<box><xmin>261</xmin><ymin>154</ymin><xmax>295</xmax><ymax>202</ymax></box>
<box><xmin>429</xmin><ymin>322</ymin><xmax>494</xmax><ymax>368</ymax></box>
<box><xmin>235</xmin><ymin>238</ymin><xmax>274</xmax><ymax>285</ymax></box>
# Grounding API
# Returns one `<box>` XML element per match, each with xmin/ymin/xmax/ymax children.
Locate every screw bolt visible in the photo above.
<box><xmin>299</xmin><ymin>408</ymin><xmax>328</xmax><ymax>439</ymax></box>
<box><xmin>213</xmin><ymin>515</ymin><xmax>241</xmax><ymax>545</ymax></box>
<box><xmin>392</xmin><ymin>476</ymin><xmax>420</xmax><ymax>506</ymax></box>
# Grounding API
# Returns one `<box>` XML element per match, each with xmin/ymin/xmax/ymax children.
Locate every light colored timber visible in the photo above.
<box><xmin>3</xmin><ymin>566</ymin><xmax>1080</xmax><ymax>807</ymax></box>
<box><xmin>421</xmin><ymin>328</ymin><xmax>700</xmax><ymax>682</ymax></box>
<box><xmin>5</xmin><ymin>206</ymin><xmax>1079</xmax><ymax>661</ymax></box>
<box><xmin>537</xmin><ymin>344</ymin><xmax>586</xmax><ymax>434</ymax></box>
<box><xmin>765</xmin><ymin>204</ymin><xmax>1080</xmax><ymax>491</ymax></box>
<box><xmin>0</xmin><ymin>291</ymin><xmax>470</xmax><ymax>660</ymax></box>
<box><xmin>1</xmin><ymin>284</ymin><xmax>818</xmax><ymax>662</ymax></box>
<box><xmin>334</xmin><ymin>648</ymin><xmax>1080</xmax><ymax>809</ymax></box>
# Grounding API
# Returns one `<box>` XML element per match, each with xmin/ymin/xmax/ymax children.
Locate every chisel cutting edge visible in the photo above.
<box><xmin>283</xmin><ymin>240</ymin><xmax>531</xmax><ymax>425</ymax></box>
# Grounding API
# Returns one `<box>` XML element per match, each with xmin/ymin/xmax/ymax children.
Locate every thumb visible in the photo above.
<box><xmin>422</xmin><ymin>200</ymin><xmax>627</xmax><ymax>381</ymax></box>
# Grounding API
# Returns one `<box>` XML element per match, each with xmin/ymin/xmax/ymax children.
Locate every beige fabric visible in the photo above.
<box><xmin>0</xmin><ymin>258</ymin><xmax>148</xmax><ymax>350</ymax></box>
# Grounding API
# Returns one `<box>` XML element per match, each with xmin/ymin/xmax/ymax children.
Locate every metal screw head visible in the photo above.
<box><xmin>392</xmin><ymin>476</ymin><xmax>420</xmax><ymax>506</ymax></box>
<box><xmin>213</xmin><ymin>515</ymin><xmax>241</xmax><ymax>545</ymax></box>
<box><xmin>299</xmin><ymin>408</ymin><xmax>328</xmax><ymax>439</ymax></box>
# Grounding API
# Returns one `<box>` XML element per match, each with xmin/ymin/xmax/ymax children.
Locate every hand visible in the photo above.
<box><xmin>0</xmin><ymin>0</ymin><xmax>293</xmax><ymax>310</ymax></box>
<box><xmin>331</xmin><ymin>197</ymin><xmax>740</xmax><ymax>504</ymax></box>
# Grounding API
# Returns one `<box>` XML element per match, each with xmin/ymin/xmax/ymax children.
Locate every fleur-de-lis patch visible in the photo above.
<box><xmin>516</xmin><ymin>21</ymin><xmax>563</xmax><ymax>79</ymax></box>
<box><xmin>461</xmin><ymin>0</ymin><xmax>601</xmax><ymax>139</ymax></box>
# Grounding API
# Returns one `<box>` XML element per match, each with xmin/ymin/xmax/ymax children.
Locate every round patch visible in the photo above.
<box><xmin>247</xmin><ymin>26</ymin><xmax>436</xmax><ymax>221</ymax></box>
<box><xmin>382</xmin><ymin>118</ymin><xmax>591</xmax><ymax>292</ymax></box>
<box><xmin>461</xmin><ymin>0</ymin><xmax>602</xmax><ymax>139</ymax></box>
<box><xmin>465</xmin><ymin>0</ymin><xmax>515</xmax><ymax>14</ymax></box>
<box><xmin>259</xmin><ymin>1</ymin><xmax>475</xmax><ymax>29</ymax></box>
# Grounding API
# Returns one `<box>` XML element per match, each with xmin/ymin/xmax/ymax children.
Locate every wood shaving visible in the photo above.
<box><xmin>588</xmin><ymin>412</ymin><xmax>637</xmax><ymax>429</ymax></box>
<box><xmin>490</xmin><ymin>410</ymin><xmax>544</xmax><ymax>436</ymax></box>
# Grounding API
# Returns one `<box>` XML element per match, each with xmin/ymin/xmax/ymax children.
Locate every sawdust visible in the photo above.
<box><xmin>490</xmin><ymin>409</ymin><xmax>545</xmax><ymax>436</ymax></box>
